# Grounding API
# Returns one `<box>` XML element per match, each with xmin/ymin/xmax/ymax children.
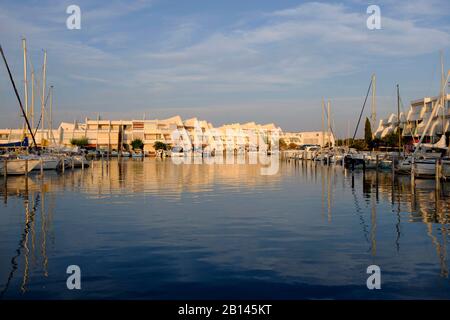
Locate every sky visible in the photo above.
<box><xmin>0</xmin><ymin>0</ymin><xmax>449</xmax><ymax>137</ymax></box>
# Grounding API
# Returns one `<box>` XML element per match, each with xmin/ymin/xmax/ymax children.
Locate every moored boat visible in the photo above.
<box><xmin>443</xmin><ymin>158</ymin><xmax>450</xmax><ymax>178</ymax></box>
<box><xmin>132</xmin><ymin>152</ymin><xmax>144</xmax><ymax>158</ymax></box>
<box><xmin>18</xmin><ymin>154</ymin><xmax>60</xmax><ymax>170</ymax></box>
<box><xmin>0</xmin><ymin>158</ymin><xmax>40</xmax><ymax>175</ymax></box>
<box><xmin>415</xmin><ymin>158</ymin><xmax>438</xmax><ymax>178</ymax></box>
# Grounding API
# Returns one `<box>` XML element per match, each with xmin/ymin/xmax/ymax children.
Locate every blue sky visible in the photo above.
<box><xmin>0</xmin><ymin>0</ymin><xmax>449</xmax><ymax>136</ymax></box>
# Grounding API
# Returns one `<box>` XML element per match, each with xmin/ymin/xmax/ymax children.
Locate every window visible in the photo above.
<box><xmin>145</xmin><ymin>134</ymin><xmax>157</xmax><ymax>140</ymax></box>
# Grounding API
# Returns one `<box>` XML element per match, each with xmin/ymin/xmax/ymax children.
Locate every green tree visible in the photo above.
<box><xmin>154</xmin><ymin>141</ymin><xmax>168</xmax><ymax>151</ymax></box>
<box><xmin>383</xmin><ymin>131</ymin><xmax>400</xmax><ymax>148</ymax></box>
<box><xmin>350</xmin><ymin>139</ymin><xmax>367</xmax><ymax>151</ymax></box>
<box><xmin>131</xmin><ymin>138</ymin><xmax>144</xmax><ymax>150</ymax></box>
<box><xmin>70</xmin><ymin>137</ymin><xmax>89</xmax><ymax>147</ymax></box>
<box><xmin>364</xmin><ymin>117</ymin><xmax>373</xmax><ymax>148</ymax></box>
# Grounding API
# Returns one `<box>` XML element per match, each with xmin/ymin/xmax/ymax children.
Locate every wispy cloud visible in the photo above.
<box><xmin>138</xmin><ymin>1</ymin><xmax>449</xmax><ymax>94</ymax></box>
<box><xmin>0</xmin><ymin>0</ymin><xmax>449</xmax><ymax>133</ymax></box>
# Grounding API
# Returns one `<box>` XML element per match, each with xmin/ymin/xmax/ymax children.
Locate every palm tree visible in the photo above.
<box><xmin>131</xmin><ymin>138</ymin><xmax>144</xmax><ymax>150</ymax></box>
<box><xmin>154</xmin><ymin>141</ymin><xmax>168</xmax><ymax>151</ymax></box>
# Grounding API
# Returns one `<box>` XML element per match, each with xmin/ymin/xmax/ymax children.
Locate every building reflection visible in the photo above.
<box><xmin>358</xmin><ymin>170</ymin><xmax>449</xmax><ymax>277</ymax></box>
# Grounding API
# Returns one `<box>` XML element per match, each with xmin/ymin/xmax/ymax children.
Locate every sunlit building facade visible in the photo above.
<box><xmin>374</xmin><ymin>94</ymin><xmax>450</xmax><ymax>143</ymax></box>
<box><xmin>0</xmin><ymin>116</ymin><xmax>283</xmax><ymax>153</ymax></box>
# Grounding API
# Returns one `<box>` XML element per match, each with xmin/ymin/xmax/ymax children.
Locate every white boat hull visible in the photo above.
<box><xmin>397</xmin><ymin>159</ymin><xmax>412</xmax><ymax>174</ymax></box>
<box><xmin>170</xmin><ymin>152</ymin><xmax>184</xmax><ymax>157</ymax></box>
<box><xmin>0</xmin><ymin>159</ymin><xmax>40</xmax><ymax>175</ymax></box>
<box><xmin>132</xmin><ymin>154</ymin><xmax>144</xmax><ymax>158</ymax></box>
<box><xmin>415</xmin><ymin>160</ymin><xmax>436</xmax><ymax>178</ymax></box>
<box><xmin>33</xmin><ymin>158</ymin><xmax>59</xmax><ymax>170</ymax></box>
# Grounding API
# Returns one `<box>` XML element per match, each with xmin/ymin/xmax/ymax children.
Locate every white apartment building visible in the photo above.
<box><xmin>0</xmin><ymin>116</ymin><xmax>282</xmax><ymax>153</ymax></box>
<box><xmin>282</xmin><ymin>131</ymin><xmax>335</xmax><ymax>147</ymax></box>
<box><xmin>374</xmin><ymin>94</ymin><xmax>450</xmax><ymax>143</ymax></box>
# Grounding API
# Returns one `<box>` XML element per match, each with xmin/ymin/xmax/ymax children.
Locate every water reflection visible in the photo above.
<box><xmin>0</xmin><ymin>158</ymin><xmax>449</xmax><ymax>299</ymax></box>
<box><xmin>0</xmin><ymin>176</ymin><xmax>54</xmax><ymax>297</ymax></box>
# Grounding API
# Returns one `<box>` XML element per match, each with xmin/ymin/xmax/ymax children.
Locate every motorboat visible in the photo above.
<box><xmin>132</xmin><ymin>151</ymin><xmax>144</xmax><ymax>158</ymax></box>
<box><xmin>305</xmin><ymin>145</ymin><xmax>320</xmax><ymax>160</ymax></box>
<box><xmin>170</xmin><ymin>146</ymin><xmax>184</xmax><ymax>157</ymax></box>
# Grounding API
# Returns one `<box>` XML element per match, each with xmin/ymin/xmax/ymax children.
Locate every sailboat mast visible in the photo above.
<box><xmin>0</xmin><ymin>45</ymin><xmax>37</xmax><ymax>147</ymax></box>
<box><xmin>371</xmin><ymin>74</ymin><xmax>376</xmax><ymax>132</ymax></box>
<box><xmin>397</xmin><ymin>84</ymin><xmax>401</xmax><ymax>155</ymax></box>
<box><xmin>327</xmin><ymin>101</ymin><xmax>331</xmax><ymax>147</ymax></box>
<box><xmin>49</xmin><ymin>85</ymin><xmax>53</xmax><ymax>139</ymax></box>
<box><xmin>22</xmin><ymin>38</ymin><xmax>29</xmax><ymax>135</ymax></box>
<box><xmin>41</xmin><ymin>50</ymin><xmax>47</xmax><ymax>140</ymax></box>
<box><xmin>322</xmin><ymin>98</ymin><xmax>325</xmax><ymax>148</ymax></box>
<box><xmin>96</xmin><ymin>113</ymin><xmax>100</xmax><ymax>151</ymax></box>
<box><xmin>31</xmin><ymin>71</ymin><xmax>34</xmax><ymax>131</ymax></box>
<box><xmin>347</xmin><ymin>120</ymin><xmax>350</xmax><ymax>148</ymax></box>
<box><xmin>440</xmin><ymin>51</ymin><xmax>445</xmax><ymax>134</ymax></box>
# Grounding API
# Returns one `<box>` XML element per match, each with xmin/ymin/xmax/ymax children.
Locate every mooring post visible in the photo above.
<box><xmin>25</xmin><ymin>158</ymin><xmax>28</xmax><ymax>177</ymax></box>
<box><xmin>376</xmin><ymin>154</ymin><xmax>379</xmax><ymax>173</ymax></box>
<box><xmin>435</xmin><ymin>159</ymin><xmax>441</xmax><ymax>192</ymax></box>
<box><xmin>411</xmin><ymin>157</ymin><xmax>415</xmax><ymax>194</ymax></box>
<box><xmin>3</xmin><ymin>158</ymin><xmax>7</xmax><ymax>178</ymax></box>
<box><xmin>71</xmin><ymin>157</ymin><xmax>75</xmax><ymax>170</ymax></box>
<box><xmin>392</xmin><ymin>155</ymin><xmax>396</xmax><ymax>182</ymax></box>
<box><xmin>362</xmin><ymin>155</ymin><xmax>366</xmax><ymax>176</ymax></box>
<box><xmin>62</xmin><ymin>156</ymin><xmax>65</xmax><ymax>173</ymax></box>
<box><xmin>40</xmin><ymin>157</ymin><xmax>44</xmax><ymax>177</ymax></box>
<box><xmin>351</xmin><ymin>172</ymin><xmax>355</xmax><ymax>189</ymax></box>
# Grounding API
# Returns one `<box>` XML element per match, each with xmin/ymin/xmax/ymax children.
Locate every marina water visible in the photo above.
<box><xmin>1</xmin><ymin>158</ymin><xmax>449</xmax><ymax>299</ymax></box>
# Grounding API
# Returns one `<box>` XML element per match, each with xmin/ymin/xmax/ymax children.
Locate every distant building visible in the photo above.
<box><xmin>282</xmin><ymin>131</ymin><xmax>335</xmax><ymax>147</ymax></box>
<box><xmin>0</xmin><ymin>115</ymin><xmax>282</xmax><ymax>153</ymax></box>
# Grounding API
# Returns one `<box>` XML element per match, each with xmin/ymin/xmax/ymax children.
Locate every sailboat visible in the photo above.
<box><xmin>18</xmin><ymin>154</ymin><xmax>60</xmax><ymax>170</ymax></box>
<box><xmin>0</xmin><ymin>157</ymin><xmax>41</xmax><ymax>175</ymax></box>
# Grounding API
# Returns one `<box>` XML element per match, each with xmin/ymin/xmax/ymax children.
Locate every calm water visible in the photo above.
<box><xmin>1</xmin><ymin>158</ymin><xmax>449</xmax><ymax>299</ymax></box>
